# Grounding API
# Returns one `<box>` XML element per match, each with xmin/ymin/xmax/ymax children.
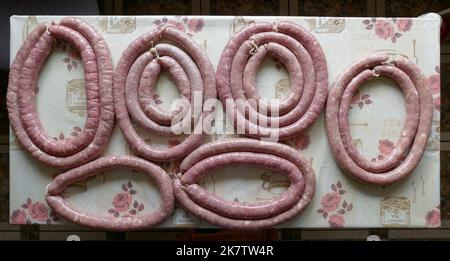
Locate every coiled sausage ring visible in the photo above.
<box><xmin>173</xmin><ymin>138</ymin><xmax>315</xmax><ymax>229</ymax></box>
<box><xmin>325</xmin><ymin>54</ymin><xmax>433</xmax><ymax>185</ymax></box>
<box><xmin>114</xmin><ymin>25</ymin><xmax>217</xmax><ymax>162</ymax></box>
<box><xmin>46</xmin><ymin>155</ymin><xmax>174</xmax><ymax>231</ymax></box>
<box><xmin>7</xmin><ymin>17</ymin><xmax>115</xmax><ymax>169</ymax></box>
<box><xmin>216</xmin><ymin>21</ymin><xmax>328</xmax><ymax>141</ymax></box>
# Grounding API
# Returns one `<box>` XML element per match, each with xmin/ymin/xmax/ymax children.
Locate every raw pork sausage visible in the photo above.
<box><xmin>325</xmin><ymin>54</ymin><xmax>433</xmax><ymax>185</ymax></box>
<box><xmin>46</xmin><ymin>155</ymin><xmax>174</xmax><ymax>231</ymax></box>
<box><xmin>216</xmin><ymin>22</ymin><xmax>328</xmax><ymax>140</ymax></box>
<box><xmin>174</xmin><ymin>138</ymin><xmax>315</xmax><ymax>229</ymax></box>
<box><xmin>114</xmin><ymin>26</ymin><xmax>217</xmax><ymax>161</ymax></box>
<box><xmin>7</xmin><ymin>17</ymin><xmax>114</xmax><ymax>169</ymax></box>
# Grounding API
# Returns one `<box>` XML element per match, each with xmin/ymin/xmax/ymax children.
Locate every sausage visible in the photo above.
<box><xmin>114</xmin><ymin>26</ymin><xmax>217</xmax><ymax>162</ymax></box>
<box><xmin>173</xmin><ymin>138</ymin><xmax>315</xmax><ymax>229</ymax></box>
<box><xmin>7</xmin><ymin>17</ymin><xmax>115</xmax><ymax>169</ymax></box>
<box><xmin>125</xmin><ymin>51</ymin><xmax>182</xmax><ymax>137</ymax></box>
<box><xmin>339</xmin><ymin>66</ymin><xmax>419</xmax><ymax>172</ymax></box>
<box><xmin>180</xmin><ymin>152</ymin><xmax>305</xmax><ymax>220</ymax></box>
<box><xmin>215</xmin><ymin>21</ymin><xmax>328</xmax><ymax>140</ymax></box>
<box><xmin>325</xmin><ymin>54</ymin><xmax>433</xmax><ymax>185</ymax></box>
<box><xmin>242</xmin><ymin>42</ymin><xmax>303</xmax><ymax>115</ymax></box>
<box><xmin>138</xmin><ymin>56</ymin><xmax>190</xmax><ymax>126</ymax></box>
<box><xmin>46</xmin><ymin>155</ymin><xmax>174</xmax><ymax>231</ymax></box>
<box><xmin>18</xmin><ymin>24</ymin><xmax>100</xmax><ymax>157</ymax></box>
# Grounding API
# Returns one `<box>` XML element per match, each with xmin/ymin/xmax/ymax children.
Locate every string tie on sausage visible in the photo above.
<box><xmin>371</xmin><ymin>70</ymin><xmax>380</xmax><ymax>78</ymax></box>
<box><xmin>45</xmin><ymin>183</ymin><xmax>51</xmax><ymax>196</ymax></box>
<box><xmin>45</xmin><ymin>23</ymin><xmax>51</xmax><ymax>35</ymax></box>
<box><xmin>149</xmin><ymin>41</ymin><xmax>160</xmax><ymax>58</ymax></box>
<box><xmin>381</xmin><ymin>56</ymin><xmax>396</xmax><ymax>66</ymax></box>
<box><xmin>272</xmin><ymin>22</ymin><xmax>279</xmax><ymax>32</ymax></box>
<box><xmin>248</xmin><ymin>39</ymin><xmax>258</xmax><ymax>55</ymax></box>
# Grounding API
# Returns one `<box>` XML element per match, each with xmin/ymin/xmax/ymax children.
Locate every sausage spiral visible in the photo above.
<box><xmin>216</xmin><ymin>21</ymin><xmax>328</xmax><ymax>140</ymax></box>
<box><xmin>114</xmin><ymin>25</ymin><xmax>217</xmax><ymax>162</ymax></box>
<box><xmin>46</xmin><ymin>155</ymin><xmax>174</xmax><ymax>231</ymax></box>
<box><xmin>325</xmin><ymin>54</ymin><xmax>433</xmax><ymax>185</ymax></box>
<box><xmin>173</xmin><ymin>138</ymin><xmax>315</xmax><ymax>229</ymax></box>
<box><xmin>7</xmin><ymin>17</ymin><xmax>115</xmax><ymax>169</ymax></box>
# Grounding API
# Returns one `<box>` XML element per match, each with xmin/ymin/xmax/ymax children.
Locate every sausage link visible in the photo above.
<box><xmin>216</xmin><ymin>21</ymin><xmax>328</xmax><ymax>140</ymax></box>
<box><xmin>18</xmin><ymin>24</ymin><xmax>100</xmax><ymax>157</ymax></box>
<box><xmin>7</xmin><ymin>18</ymin><xmax>114</xmax><ymax>169</ymax></box>
<box><xmin>180</xmin><ymin>152</ymin><xmax>304</xmax><ymax>220</ymax></box>
<box><xmin>46</xmin><ymin>155</ymin><xmax>174</xmax><ymax>231</ymax></box>
<box><xmin>114</xmin><ymin>26</ymin><xmax>217</xmax><ymax>162</ymax></box>
<box><xmin>242</xmin><ymin>42</ymin><xmax>303</xmax><ymax>115</ymax></box>
<box><xmin>139</xmin><ymin>56</ymin><xmax>191</xmax><ymax>126</ymax></box>
<box><xmin>325</xmin><ymin>54</ymin><xmax>432</xmax><ymax>185</ymax></box>
<box><xmin>174</xmin><ymin>138</ymin><xmax>315</xmax><ymax>229</ymax></box>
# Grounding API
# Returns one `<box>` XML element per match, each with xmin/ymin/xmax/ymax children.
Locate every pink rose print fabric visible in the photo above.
<box><xmin>186</xmin><ymin>18</ymin><xmax>205</xmax><ymax>33</ymax></box>
<box><xmin>425</xmin><ymin>207</ymin><xmax>440</xmax><ymax>227</ymax></box>
<box><xmin>426</xmin><ymin>65</ymin><xmax>440</xmax><ymax>112</ymax></box>
<box><xmin>285</xmin><ymin>131</ymin><xmax>310</xmax><ymax>151</ymax></box>
<box><xmin>317</xmin><ymin>181</ymin><xmax>353</xmax><ymax>228</ymax></box>
<box><xmin>29</xmin><ymin>201</ymin><xmax>49</xmax><ymax>221</ymax></box>
<box><xmin>363</xmin><ymin>18</ymin><xmax>413</xmax><ymax>43</ymax></box>
<box><xmin>154</xmin><ymin>16</ymin><xmax>205</xmax><ymax>36</ymax></box>
<box><xmin>328</xmin><ymin>214</ymin><xmax>345</xmax><ymax>228</ymax></box>
<box><xmin>320</xmin><ymin>192</ymin><xmax>341</xmax><ymax>212</ymax></box>
<box><xmin>112</xmin><ymin>192</ymin><xmax>132</xmax><ymax>212</ymax></box>
<box><xmin>396</xmin><ymin>18</ymin><xmax>413</xmax><ymax>32</ymax></box>
<box><xmin>371</xmin><ymin>139</ymin><xmax>395</xmax><ymax>162</ymax></box>
<box><xmin>10</xmin><ymin>210</ymin><xmax>26</xmax><ymax>224</ymax></box>
<box><xmin>108</xmin><ymin>180</ymin><xmax>144</xmax><ymax>217</ymax></box>
<box><xmin>375</xmin><ymin>20</ymin><xmax>395</xmax><ymax>40</ymax></box>
<box><xmin>10</xmin><ymin>198</ymin><xmax>60</xmax><ymax>224</ymax></box>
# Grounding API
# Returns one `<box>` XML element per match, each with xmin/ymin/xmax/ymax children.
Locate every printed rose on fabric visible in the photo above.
<box><xmin>11</xmin><ymin>198</ymin><xmax>60</xmax><ymax>224</ymax></box>
<box><xmin>426</xmin><ymin>74</ymin><xmax>440</xmax><ymax>95</ymax></box>
<box><xmin>363</xmin><ymin>18</ymin><xmax>410</xmax><ymax>43</ymax></box>
<box><xmin>375</xmin><ymin>20</ymin><xmax>395</xmax><ymax>40</ymax></box>
<box><xmin>167</xmin><ymin>20</ymin><xmax>186</xmax><ymax>33</ymax></box>
<box><xmin>112</xmin><ymin>192</ymin><xmax>132</xmax><ymax>212</ymax></box>
<box><xmin>320</xmin><ymin>192</ymin><xmax>341</xmax><ymax>212</ymax></box>
<box><xmin>396</xmin><ymin>18</ymin><xmax>413</xmax><ymax>32</ymax></box>
<box><xmin>153</xmin><ymin>17</ymin><xmax>205</xmax><ymax>36</ymax></box>
<box><xmin>293</xmin><ymin>132</ymin><xmax>310</xmax><ymax>151</ymax></box>
<box><xmin>426</xmin><ymin>66</ymin><xmax>440</xmax><ymax>112</ymax></box>
<box><xmin>187</xmin><ymin>18</ymin><xmax>205</xmax><ymax>33</ymax></box>
<box><xmin>328</xmin><ymin>214</ymin><xmax>345</xmax><ymax>228</ymax></box>
<box><xmin>371</xmin><ymin>139</ymin><xmax>395</xmax><ymax>162</ymax></box>
<box><xmin>317</xmin><ymin>181</ymin><xmax>352</xmax><ymax>227</ymax></box>
<box><xmin>29</xmin><ymin>202</ymin><xmax>49</xmax><ymax>221</ymax></box>
<box><xmin>10</xmin><ymin>209</ymin><xmax>27</xmax><ymax>224</ymax></box>
<box><xmin>108</xmin><ymin>180</ymin><xmax>143</xmax><ymax>217</ymax></box>
<box><xmin>378</xmin><ymin>139</ymin><xmax>395</xmax><ymax>156</ymax></box>
<box><xmin>425</xmin><ymin>208</ymin><xmax>440</xmax><ymax>227</ymax></box>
